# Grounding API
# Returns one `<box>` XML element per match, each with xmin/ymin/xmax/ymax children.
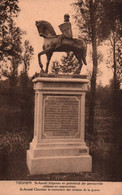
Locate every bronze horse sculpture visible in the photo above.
<box><xmin>35</xmin><ymin>20</ymin><xmax>87</xmax><ymax>74</ymax></box>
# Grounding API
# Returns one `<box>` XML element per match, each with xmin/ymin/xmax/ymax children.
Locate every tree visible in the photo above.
<box><xmin>72</xmin><ymin>0</ymin><xmax>121</xmax><ymax>134</ymax></box>
<box><xmin>109</xmin><ymin>32</ymin><xmax>121</xmax><ymax>107</ymax></box>
<box><xmin>0</xmin><ymin>1</ymin><xmax>34</xmax><ymax>88</ymax></box>
<box><xmin>72</xmin><ymin>0</ymin><xmax>105</xmax><ymax>134</ymax></box>
<box><xmin>22</xmin><ymin>40</ymin><xmax>34</xmax><ymax>75</ymax></box>
<box><xmin>0</xmin><ymin>0</ymin><xmax>22</xmax><ymax>86</ymax></box>
<box><xmin>105</xmin><ymin>0</ymin><xmax>121</xmax><ymax>107</ymax></box>
<box><xmin>1</xmin><ymin>20</ymin><xmax>23</xmax><ymax>87</ymax></box>
<box><xmin>20</xmin><ymin>40</ymin><xmax>34</xmax><ymax>87</ymax></box>
<box><xmin>0</xmin><ymin>0</ymin><xmax>20</xmax><ymax>60</ymax></box>
<box><xmin>99</xmin><ymin>0</ymin><xmax>121</xmax><ymax>109</ymax></box>
<box><xmin>97</xmin><ymin>0</ymin><xmax>122</xmax><ymax>108</ymax></box>
<box><xmin>101</xmin><ymin>1</ymin><xmax>122</xmax><ymax>179</ymax></box>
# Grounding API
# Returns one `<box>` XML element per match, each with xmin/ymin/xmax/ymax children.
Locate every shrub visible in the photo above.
<box><xmin>0</xmin><ymin>131</ymin><xmax>32</xmax><ymax>156</ymax></box>
<box><xmin>86</xmin><ymin>135</ymin><xmax>113</xmax><ymax>159</ymax></box>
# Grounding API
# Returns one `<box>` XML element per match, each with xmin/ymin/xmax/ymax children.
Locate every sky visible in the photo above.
<box><xmin>16</xmin><ymin>0</ymin><xmax>113</xmax><ymax>86</ymax></box>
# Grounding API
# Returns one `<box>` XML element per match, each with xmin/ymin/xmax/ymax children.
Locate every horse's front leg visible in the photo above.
<box><xmin>38</xmin><ymin>48</ymin><xmax>53</xmax><ymax>73</ymax></box>
<box><xmin>38</xmin><ymin>51</ymin><xmax>45</xmax><ymax>71</ymax></box>
<box><xmin>45</xmin><ymin>53</ymin><xmax>52</xmax><ymax>73</ymax></box>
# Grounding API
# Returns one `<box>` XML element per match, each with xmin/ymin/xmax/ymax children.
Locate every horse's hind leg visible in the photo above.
<box><xmin>73</xmin><ymin>52</ymin><xmax>83</xmax><ymax>74</ymax></box>
<box><xmin>45</xmin><ymin>52</ymin><xmax>52</xmax><ymax>73</ymax></box>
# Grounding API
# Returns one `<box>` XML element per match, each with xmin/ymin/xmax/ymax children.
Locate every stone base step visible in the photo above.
<box><xmin>27</xmin><ymin>150</ymin><xmax>92</xmax><ymax>175</ymax></box>
<box><xmin>30</xmin><ymin>139</ymin><xmax>87</xmax><ymax>148</ymax></box>
<box><xmin>30</xmin><ymin>146</ymin><xmax>89</xmax><ymax>158</ymax></box>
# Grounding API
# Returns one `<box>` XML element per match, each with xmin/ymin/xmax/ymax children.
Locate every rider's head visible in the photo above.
<box><xmin>64</xmin><ymin>14</ymin><xmax>70</xmax><ymax>22</ymax></box>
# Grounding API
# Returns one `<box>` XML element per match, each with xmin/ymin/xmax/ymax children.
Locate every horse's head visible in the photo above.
<box><xmin>35</xmin><ymin>21</ymin><xmax>46</xmax><ymax>37</ymax></box>
<box><xmin>35</xmin><ymin>20</ymin><xmax>57</xmax><ymax>38</ymax></box>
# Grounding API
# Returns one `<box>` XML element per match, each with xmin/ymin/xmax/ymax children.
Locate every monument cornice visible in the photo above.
<box><xmin>33</xmin><ymin>76</ymin><xmax>89</xmax><ymax>84</ymax></box>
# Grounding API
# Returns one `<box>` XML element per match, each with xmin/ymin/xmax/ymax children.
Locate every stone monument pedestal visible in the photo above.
<box><xmin>27</xmin><ymin>76</ymin><xmax>92</xmax><ymax>175</ymax></box>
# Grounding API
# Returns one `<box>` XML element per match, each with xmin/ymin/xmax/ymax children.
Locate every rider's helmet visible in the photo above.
<box><xmin>64</xmin><ymin>14</ymin><xmax>70</xmax><ymax>22</ymax></box>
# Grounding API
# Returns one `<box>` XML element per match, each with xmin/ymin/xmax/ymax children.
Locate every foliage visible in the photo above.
<box><xmin>103</xmin><ymin>1</ymin><xmax>122</xmax><ymax>107</ymax></box>
<box><xmin>0</xmin><ymin>79</ymin><xmax>34</xmax><ymax>134</ymax></box>
<box><xmin>60</xmin><ymin>52</ymin><xmax>80</xmax><ymax>74</ymax></box>
<box><xmin>22</xmin><ymin>40</ymin><xmax>34</xmax><ymax>75</ymax></box>
<box><xmin>115</xmin><ymin>42</ymin><xmax>122</xmax><ymax>81</ymax></box>
<box><xmin>108</xmin><ymin>32</ymin><xmax>121</xmax><ymax>99</ymax></box>
<box><xmin>109</xmin><ymin>78</ymin><xmax>122</xmax><ymax>114</ymax></box>
<box><xmin>101</xmin><ymin>0</ymin><xmax>122</xmax><ymax>35</ymax></box>
<box><xmin>0</xmin><ymin>131</ymin><xmax>30</xmax><ymax>154</ymax></box>
<box><xmin>87</xmin><ymin>136</ymin><xmax>113</xmax><ymax>159</ymax></box>
<box><xmin>0</xmin><ymin>130</ymin><xmax>32</xmax><ymax>179</ymax></box>
<box><xmin>72</xmin><ymin>0</ymin><xmax>121</xmax><ymax>42</ymax></box>
<box><xmin>0</xmin><ymin>0</ymin><xmax>34</xmax><ymax>87</ymax></box>
<box><xmin>51</xmin><ymin>60</ymin><xmax>61</xmax><ymax>74</ymax></box>
<box><xmin>95</xmin><ymin>85</ymin><xmax>112</xmax><ymax>106</ymax></box>
<box><xmin>73</xmin><ymin>0</ymin><xmax>103</xmax><ymax>42</ymax></box>
<box><xmin>19</xmin><ymin>40</ymin><xmax>34</xmax><ymax>87</ymax></box>
<box><xmin>51</xmin><ymin>52</ymin><xmax>80</xmax><ymax>74</ymax></box>
<box><xmin>1</xmin><ymin>21</ymin><xmax>23</xmax><ymax>86</ymax></box>
<box><xmin>0</xmin><ymin>0</ymin><xmax>20</xmax><ymax>60</ymax></box>
<box><xmin>0</xmin><ymin>0</ymin><xmax>23</xmax><ymax>85</ymax></box>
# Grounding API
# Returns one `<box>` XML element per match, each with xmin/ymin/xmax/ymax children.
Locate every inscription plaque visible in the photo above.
<box><xmin>43</xmin><ymin>96</ymin><xmax>80</xmax><ymax>137</ymax></box>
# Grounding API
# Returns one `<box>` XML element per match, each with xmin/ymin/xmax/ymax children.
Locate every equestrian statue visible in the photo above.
<box><xmin>36</xmin><ymin>14</ymin><xmax>87</xmax><ymax>74</ymax></box>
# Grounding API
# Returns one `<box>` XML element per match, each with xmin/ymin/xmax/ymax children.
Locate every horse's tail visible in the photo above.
<box><xmin>83</xmin><ymin>55</ymin><xmax>87</xmax><ymax>65</ymax></box>
<box><xmin>82</xmin><ymin>43</ymin><xmax>87</xmax><ymax>65</ymax></box>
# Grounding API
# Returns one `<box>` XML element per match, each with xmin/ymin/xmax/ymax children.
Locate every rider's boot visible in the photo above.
<box><xmin>55</xmin><ymin>35</ymin><xmax>64</xmax><ymax>49</ymax></box>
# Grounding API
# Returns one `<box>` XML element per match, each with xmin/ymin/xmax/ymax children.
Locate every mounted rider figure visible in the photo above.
<box><xmin>35</xmin><ymin>16</ymin><xmax>87</xmax><ymax>73</ymax></box>
<box><xmin>56</xmin><ymin>14</ymin><xmax>73</xmax><ymax>48</ymax></box>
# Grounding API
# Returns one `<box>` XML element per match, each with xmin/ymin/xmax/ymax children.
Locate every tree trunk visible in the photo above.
<box><xmin>88</xmin><ymin>0</ymin><xmax>98</xmax><ymax>134</ymax></box>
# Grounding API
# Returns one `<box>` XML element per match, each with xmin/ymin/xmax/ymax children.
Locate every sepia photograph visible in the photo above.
<box><xmin>0</xmin><ymin>0</ymin><xmax>122</xmax><ymax>194</ymax></box>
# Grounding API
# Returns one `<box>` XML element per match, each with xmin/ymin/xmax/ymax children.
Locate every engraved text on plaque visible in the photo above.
<box><xmin>43</xmin><ymin>96</ymin><xmax>80</xmax><ymax>137</ymax></box>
